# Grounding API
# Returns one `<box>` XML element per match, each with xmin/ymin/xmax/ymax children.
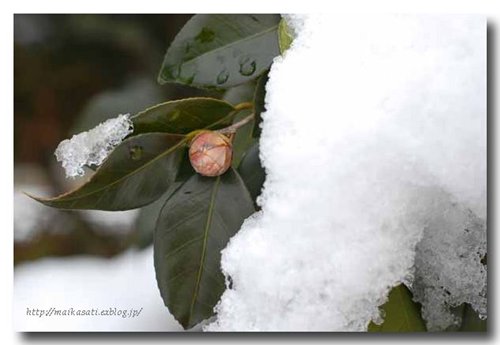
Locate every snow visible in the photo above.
<box><xmin>81</xmin><ymin>210</ymin><xmax>139</xmax><ymax>236</ymax></box>
<box><xmin>206</xmin><ymin>14</ymin><xmax>486</xmax><ymax>331</ymax></box>
<box><xmin>55</xmin><ymin>113</ymin><xmax>133</xmax><ymax>178</ymax></box>
<box><xmin>14</xmin><ymin>182</ymin><xmax>139</xmax><ymax>240</ymax></box>
<box><xmin>14</xmin><ymin>247</ymin><xmax>182</xmax><ymax>331</ymax></box>
<box><xmin>14</xmin><ymin>184</ymin><xmax>77</xmax><ymax>242</ymax></box>
<box><xmin>14</xmin><ymin>185</ymin><xmax>53</xmax><ymax>242</ymax></box>
<box><xmin>410</xmin><ymin>188</ymin><xmax>487</xmax><ymax>330</ymax></box>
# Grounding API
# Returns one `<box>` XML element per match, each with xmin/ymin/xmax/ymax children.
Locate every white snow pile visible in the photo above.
<box><xmin>410</xmin><ymin>188</ymin><xmax>487</xmax><ymax>331</ymax></box>
<box><xmin>55</xmin><ymin>113</ymin><xmax>133</xmax><ymax>178</ymax></box>
<box><xmin>81</xmin><ymin>210</ymin><xmax>140</xmax><ymax>236</ymax></box>
<box><xmin>14</xmin><ymin>185</ymin><xmax>55</xmax><ymax>242</ymax></box>
<box><xmin>14</xmin><ymin>247</ymin><xmax>182</xmax><ymax>331</ymax></box>
<box><xmin>15</xmin><ymin>184</ymin><xmax>139</xmax><ymax>239</ymax></box>
<box><xmin>206</xmin><ymin>14</ymin><xmax>486</xmax><ymax>331</ymax></box>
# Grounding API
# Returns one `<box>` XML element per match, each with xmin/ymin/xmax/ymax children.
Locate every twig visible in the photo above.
<box><xmin>217</xmin><ymin>113</ymin><xmax>255</xmax><ymax>135</ymax></box>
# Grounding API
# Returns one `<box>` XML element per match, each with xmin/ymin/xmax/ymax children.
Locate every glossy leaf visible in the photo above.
<box><xmin>30</xmin><ymin>133</ymin><xmax>186</xmax><ymax>210</ymax></box>
<box><xmin>278</xmin><ymin>18</ymin><xmax>294</xmax><ymax>54</ymax></box>
<box><xmin>253</xmin><ymin>71</ymin><xmax>269</xmax><ymax>137</ymax></box>
<box><xmin>175</xmin><ymin>149</ymin><xmax>197</xmax><ymax>183</ymax></box>
<box><xmin>238</xmin><ymin>142</ymin><xmax>265</xmax><ymax>203</ymax></box>
<box><xmin>223</xmin><ymin>81</ymin><xmax>256</xmax><ymax>105</ymax></box>
<box><xmin>132</xmin><ymin>182</ymin><xmax>183</xmax><ymax>249</ymax></box>
<box><xmin>231</xmin><ymin>111</ymin><xmax>255</xmax><ymax>168</ymax></box>
<box><xmin>154</xmin><ymin>168</ymin><xmax>255</xmax><ymax>329</ymax></box>
<box><xmin>158</xmin><ymin>14</ymin><xmax>281</xmax><ymax>89</ymax></box>
<box><xmin>223</xmin><ymin>82</ymin><xmax>257</xmax><ymax>166</ymax></box>
<box><xmin>368</xmin><ymin>284</ymin><xmax>426</xmax><ymax>332</ymax></box>
<box><xmin>131</xmin><ymin>98</ymin><xmax>235</xmax><ymax>135</ymax></box>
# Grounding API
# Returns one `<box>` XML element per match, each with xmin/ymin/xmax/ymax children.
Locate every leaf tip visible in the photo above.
<box><xmin>22</xmin><ymin>191</ymin><xmax>51</xmax><ymax>206</ymax></box>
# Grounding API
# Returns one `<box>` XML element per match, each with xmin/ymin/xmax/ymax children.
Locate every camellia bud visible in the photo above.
<box><xmin>189</xmin><ymin>131</ymin><xmax>233</xmax><ymax>177</ymax></box>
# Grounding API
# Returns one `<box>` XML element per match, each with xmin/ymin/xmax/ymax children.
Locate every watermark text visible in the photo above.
<box><xmin>26</xmin><ymin>307</ymin><xmax>143</xmax><ymax>319</ymax></box>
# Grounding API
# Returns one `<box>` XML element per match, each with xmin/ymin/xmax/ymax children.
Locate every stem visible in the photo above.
<box><xmin>234</xmin><ymin>102</ymin><xmax>253</xmax><ymax>111</ymax></box>
<box><xmin>188</xmin><ymin>105</ymin><xmax>254</xmax><ymax>143</ymax></box>
<box><xmin>217</xmin><ymin>113</ymin><xmax>255</xmax><ymax>135</ymax></box>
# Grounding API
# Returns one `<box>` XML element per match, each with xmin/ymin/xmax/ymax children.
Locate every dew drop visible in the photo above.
<box><xmin>239</xmin><ymin>58</ymin><xmax>256</xmax><ymax>76</ymax></box>
<box><xmin>217</xmin><ymin>70</ymin><xmax>229</xmax><ymax>84</ymax></box>
<box><xmin>129</xmin><ymin>145</ymin><xmax>143</xmax><ymax>161</ymax></box>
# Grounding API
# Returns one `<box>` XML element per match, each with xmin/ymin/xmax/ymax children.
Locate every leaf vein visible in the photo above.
<box><xmin>187</xmin><ymin>176</ymin><xmax>221</xmax><ymax>326</ymax></box>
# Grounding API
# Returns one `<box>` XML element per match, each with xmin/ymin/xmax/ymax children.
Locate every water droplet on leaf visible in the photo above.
<box><xmin>239</xmin><ymin>58</ymin><xmax>256</xmax><ymax>76</ymax></box>
<box><xmin>217</xmin><ymin>70</ymin><xmax>229</xmax><ymax>84</ymax></box>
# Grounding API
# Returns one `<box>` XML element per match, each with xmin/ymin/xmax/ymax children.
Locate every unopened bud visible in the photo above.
<box><xmin>189</xmin><ymin>131</ymin><xmax>232</xmax><ymax>177</ymax></box>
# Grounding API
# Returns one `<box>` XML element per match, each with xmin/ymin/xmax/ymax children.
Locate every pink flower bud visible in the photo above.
<box><xmin>189</xmin><ymin>131</ymin><xmax>233</xmax><ymax>177</ymax></box>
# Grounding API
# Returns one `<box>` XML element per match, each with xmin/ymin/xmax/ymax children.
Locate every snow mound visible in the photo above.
<box><xmin>14</xmin><ymin>247</ymin><xmax>182</xmax><ymax>331</ymax></box>
<box><xmin>14</xmin><ymin>185</ymin><xmax>54</xmax><ymax>242</ymax></box>
<box><xmin>81</xmin><ymin>210</ymin><xmax>139</xmax><ymax>236</ymax></box>
<box><xmin>410</xmin><ymin>188</ymin><xmax>487</xmax><ymax>330</ymax></box>
<box><xmin>55</xmin><ymin>113</ymin><xmax>133</xmax><ymax>178</ymax></box>
<box><xmin>206</xmin><ymin>14</ymin><xmax>486</xmax><ymax>331</ymax></box>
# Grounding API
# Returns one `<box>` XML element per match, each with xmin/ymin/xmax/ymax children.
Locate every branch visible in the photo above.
<box><xmin>217</xmin><ymin>113</ymin><xmax>255</xmax><ymax>135</ymax></box>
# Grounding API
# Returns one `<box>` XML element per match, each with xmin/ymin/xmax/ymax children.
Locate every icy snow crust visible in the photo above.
<box><xmin>55</xmin><ymin>114</ymin><xmax>133</xmax><ymax>178</ymax></box>
<box><xmin>207</xmin><ymin>15</ymin><xmax>486</xmax><ymax>331</ymax></box>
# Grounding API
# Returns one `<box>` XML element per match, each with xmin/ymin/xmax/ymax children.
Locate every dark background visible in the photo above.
<box><xmin>14</xmin><ymin>14</ymin><xmax>219</xmax><ymax>264</ymax></box>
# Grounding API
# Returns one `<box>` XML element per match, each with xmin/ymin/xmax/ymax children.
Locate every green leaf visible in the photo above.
<box><xmin>158</xmin><ymin>14</ymin><xmax>281</xmax><ymax>89</ymax></box>
<box><xmin>223</xmin><ymin>81</ymin><xmax>256</xmax><ymax>105</ymax></box>
<box><xmin>175</xmin><ymin>150</ymin><xmax>197</xmax><ymax>183</ymax></box>
<box><xmin>238</xmin><ymin>142</ymin><xmax>265</xmax><ymax>203</ymax></box>
<box><xmin>131</xmin><ymin>97</ymin><xmax>235</xmax><ymax>135</ymax></box>
<box><xmin>154</xmin><ymin>168</ymin><xmax>255</xmax><ymax>329</ymax></box>
<box><xmin>222</xmin><ymin>82</ymin><xmax>257</xmax><ymax>167</ymax></box>
<box><xmin>231</xmin><ymin>110</ymin><xmax>255</xmax><ymax>168</ymax></box>
<box><xmin>252</xmin><ymin>71</ymin><xmax>269</xmax><ymax>137</ymax></box>
<box><xmin>278</xmin><ymin>18</ymin><xmax>294</xmax><ymax>54</ymax></box>
<box><xmin>132</xmin><ymin>182</ymin><xmax>183</xmax><ymax>249</ymax></box>
<box><xmin>29</xmin><ymin>133</ymin><xmax>186</xmax><ymax>211</ymax></box>
<box><xmin>368</xmin><ymin>284</ymin><xmax>426</xmax><ymax>332</ymax></box>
